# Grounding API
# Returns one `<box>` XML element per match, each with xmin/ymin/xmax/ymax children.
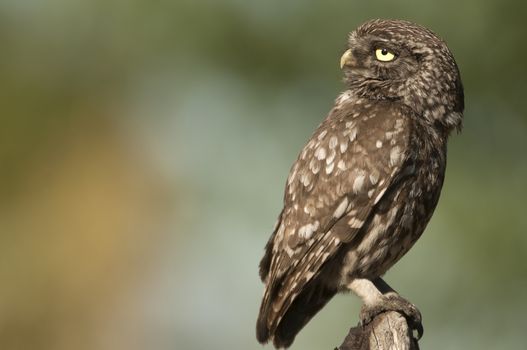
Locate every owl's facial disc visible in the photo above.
<box><xmin>340</xmin><ymin>35</ymin><xmax>422</xmax><ymax>101</ymax></box>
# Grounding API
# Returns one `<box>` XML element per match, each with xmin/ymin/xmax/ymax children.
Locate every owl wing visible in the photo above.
<box><xmin>257</xmin><ymin>101</ymin><xmax>414</xmax><ymax>344</ymax></box>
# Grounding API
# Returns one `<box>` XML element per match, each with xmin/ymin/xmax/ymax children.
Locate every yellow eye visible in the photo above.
<box><xmin>375</xmin><ymin>48</ymin><xmax>396</xmax><ymax>62</ymax></box>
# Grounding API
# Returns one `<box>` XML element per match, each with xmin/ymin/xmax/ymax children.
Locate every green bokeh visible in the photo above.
<box><xmin>1</xmin><ymin>1</ymin><xmax>526</xmax><ymax>349</ymax></box>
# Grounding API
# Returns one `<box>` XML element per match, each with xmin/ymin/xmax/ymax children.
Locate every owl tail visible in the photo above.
<box><xmin>256</xmin><ymin>304</ymin><xmax>271</xmax><ymax>344</ymax></box>
<box><xmin>256</xmin><ymin>281</ymin><xmax>278</xmax><ymax>345</ymax></box>
<box><xmin>256</xmin><ymin>280</ymin><xmax>337</xmax><ymax>349</ymax></box>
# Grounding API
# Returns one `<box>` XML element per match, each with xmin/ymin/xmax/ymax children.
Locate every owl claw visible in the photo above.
<box><xmin>359</xmin><ymin>295</ymin><xmax>423</xmax><ymax>339</ymax></box>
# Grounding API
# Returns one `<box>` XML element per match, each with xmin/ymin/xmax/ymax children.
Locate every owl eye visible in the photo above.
<box><xmin>375</xmin><ymin>48</ymin><xmax>396</xmax><ymax>62</ymax></box>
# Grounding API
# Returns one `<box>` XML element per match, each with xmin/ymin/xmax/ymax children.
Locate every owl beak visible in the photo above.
<box><xmin>340</xmin><ymin>49</ymin><xmax>355</xmax><ymax>69</ymax></box>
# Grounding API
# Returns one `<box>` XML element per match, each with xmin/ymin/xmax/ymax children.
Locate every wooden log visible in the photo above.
<box><xmin>336</xmin><ymin>311</ymin><xmax>420</xmax><ymax>350</ymax></box>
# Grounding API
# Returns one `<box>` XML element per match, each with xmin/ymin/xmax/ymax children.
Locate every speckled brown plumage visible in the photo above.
<box><xmin>256</xmin><ymin>19</ymin><xmax>464</xmax><ymax>349</ymax></box>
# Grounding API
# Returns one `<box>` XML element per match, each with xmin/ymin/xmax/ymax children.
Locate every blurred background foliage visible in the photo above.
<box><xmin>0</xmin><ymin>0</ymin><xmax>526</xmax><ymax>349</ymax></box>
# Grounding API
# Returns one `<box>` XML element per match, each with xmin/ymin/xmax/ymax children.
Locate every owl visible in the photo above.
<box><xmin>256</xmin><ymin>19</ymin><xmax>464</xmax><ymax>349</ymax></box>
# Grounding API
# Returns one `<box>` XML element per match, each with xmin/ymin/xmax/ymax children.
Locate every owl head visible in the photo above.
<box><xmin>341</xmin><ymin>19</ymin><xmax>464</xmax><ymax>133</ymax></box>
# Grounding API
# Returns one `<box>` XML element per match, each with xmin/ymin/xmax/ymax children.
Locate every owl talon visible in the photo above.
<box><xmin>359</xmin><ymin>295</ymin><xmax>423</xmax><ymax>339</ymax></box>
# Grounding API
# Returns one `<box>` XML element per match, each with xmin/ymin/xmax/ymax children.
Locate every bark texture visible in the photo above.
<box><xmin>337</xmin><ymin>312</ymin><xmax>420</xmax><ymax>350</ymax></box>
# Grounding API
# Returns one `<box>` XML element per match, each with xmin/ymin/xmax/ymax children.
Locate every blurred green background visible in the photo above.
<box><xmin>1</xmin><ymin>0</ymin><xmax>526</xmax><ymax>349</ymax></box>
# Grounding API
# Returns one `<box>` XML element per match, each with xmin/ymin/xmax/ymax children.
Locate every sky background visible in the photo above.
<box><xmin>1</xmin><ymin>1</ymin><xmax>526</xmax><ymax>349</ymax></box>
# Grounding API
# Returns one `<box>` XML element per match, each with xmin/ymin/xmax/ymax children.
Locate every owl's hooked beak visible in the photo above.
<box><xmin>340</xmin><ymin>49</ymin><xmax>356</xmax><ymax>69</ymax></box>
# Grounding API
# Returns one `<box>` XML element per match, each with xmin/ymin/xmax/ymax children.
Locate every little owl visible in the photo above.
<box><xmin>256</xmin><ymin>19</ymin><xmax>464</xmax><ymax>348</ymax></box>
